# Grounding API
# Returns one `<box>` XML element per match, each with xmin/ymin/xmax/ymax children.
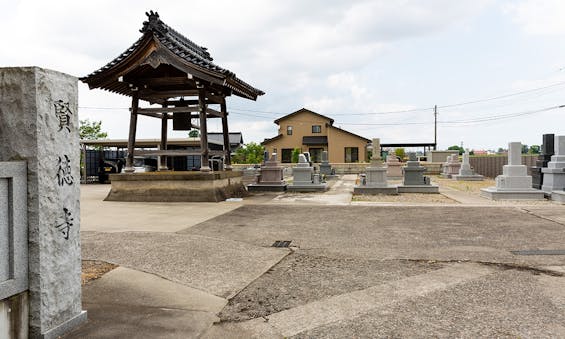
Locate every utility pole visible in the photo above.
<box><xmin>434</xmin><ymin>105</ymin><xmax>437</xmax><ymax>150</ymax></box>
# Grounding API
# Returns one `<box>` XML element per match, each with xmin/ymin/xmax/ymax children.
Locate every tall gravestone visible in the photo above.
<box><xmin>531</xmin><ymin>134</ymin><xmax>554</xmax><ymax>189</ymax></box>
<box><xmin>541</xmin><ymin>135</ymin><xmax>565</xmax><ymax>193</ymax></box>
<box><xmin>453</xmin><ymin>150</ymin><xmax>483</xmax><ymax>181</ymax></box>
<box><xmin>0</xmin><ymin>67</ymin><xmax>86</xmax><ymax>338</ymax></box>
<box><xmin>481</xmin><ymin>142</ymin><xmax>544</xmax><ymax>200</ymax></box>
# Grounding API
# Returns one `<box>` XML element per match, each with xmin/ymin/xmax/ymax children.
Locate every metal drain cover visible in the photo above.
<box><xmin>511</xmin><ymin>250</ymin><xmax>565</xmax><ymax>256</ymax></box>
<box><xmin>272</xmin><ymin>240</ymin><xmax>292</xmax><ymax>248</ymax></box>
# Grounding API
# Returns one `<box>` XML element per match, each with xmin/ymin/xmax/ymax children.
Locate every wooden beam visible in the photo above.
<box><xmin>136</xmin><ymin>76</ymin><xmax>195</xmax><ymax>86</ymax></box>
<box><xmin>199</xmin><ymin>88</ymin><xmax>211</xmax><ymax>172</ymax></box>
<box><xmin>137</xmin><ymin>111</ymin><xmax>163</xmax><ymax>119</ymax></box>
<box><xmin>160</xmin><ymin>104</ymin><xmax>168</xmax><ymax>171</ymax></box>
<box><xmin>136</xmin><ymin>149</ymin><xmax>225</xmax><ymax>157</ymax></box>
<box><xmin>125</xmin><ymin>92</ymin><xmax>140</xmax><ymax>172</ymax></box>
<box><xmin>136</xmin><ymin>107</ymin><xmax>200</xmax><ymax>114</ymax></box>
<box><xmin>206</xmin><ymin>107</ymin><xmax>224</xmax><ymax>118</ymax></box>
<box><xmin>139</xmin><ymin>89</ymin><xmax>200</xmax><ymax>99</ymax></box>
<box><xmin>221</xmin><ymin>98</ymin><xmax>232</xmax><ymax>170</ymax></box>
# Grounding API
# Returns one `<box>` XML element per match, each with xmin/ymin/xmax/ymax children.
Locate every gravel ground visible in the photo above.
<box><xmin>219</xmin><ymin>252</ymin><xmax>442</xmax><ymax>322</ymax></box>
<box><xmin>352</xmin><ymin>193</ymin><xmax>458</xmax><ymax>204</ymax></box>
<box><xmin>434</xmin><ymin>176</ymin><xmax>496</xmax><ymax>193</ymax></box>
<box><xmin>81</xmin><ymin>260</ymin><xmax>118</xmax><ymax>285</ymax></box>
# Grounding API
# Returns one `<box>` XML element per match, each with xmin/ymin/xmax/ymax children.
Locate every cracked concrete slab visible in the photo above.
<box><xmin>183</xmin><ymin>205</ymin><xmax>565</xmax><ymax>267</ymax></box>
<box><xmin>66</xmin><ymin>267</ymin><xmax>227</xmax><ymax>338</ymax></box>
<box><xmin>293</xmin><ymin>269</ymin><xmax>565</xmax><ymax>338</ymax></box>
<box><xmin>81</xmin><ymin>232</ymin><xmax>289</xmax><ymax>298</ymax></box>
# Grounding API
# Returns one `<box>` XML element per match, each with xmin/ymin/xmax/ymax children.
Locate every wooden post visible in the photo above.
<box><xmin>159</xmin><ymin>104</ymin><xmax>168</xmax><ymax>171</ymax></box>
<box><xmin>198</xmin><ymin>88</ymin><xmax>211</xmax><ymax>171</ymax></box>
<box><xmin>220</xmin><ymin>98</ymin><xmax>232</xmax><ymax>170</ymax></box>
<box><xmin>125</xmin><ymin>91</ymin><xmax>139</xmax><ymax>173</ymax></box>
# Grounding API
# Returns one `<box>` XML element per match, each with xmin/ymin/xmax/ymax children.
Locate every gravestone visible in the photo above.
<box><xmin>441</xmin><ymin>154</ymin><xmax>461</xmax><ymax>178</ymax></box>
<box><xmin>542</xmin><ymin>135</ymin><xmax>565</xmax><ymax>194</ymax></box>
<box><xmin>397</xmin><ymin>152</ymin><xmax>439</xmax><ymax>193</ymax></box>
<box><xmin>354</xmin><ymin>138</ymin><xmax>397</xmax><ymax>194</ymax></box>
<box><xmin>288</xmin><ymin>154</ymin><xmax>328</xmax><ymax>192</ymax></box>
<box><xmin>319</xmin><ymin>151</ymin><xmax>335</xmax><ymax>177</ymax></box>
<box><xmin>481</xmin><ymin>142</ymin><xmax>544</xmax><ymax>200</ymax></box>
<box><xmin>385</xmin><ymin>154</ymin><xmax>403</xmax><ymax>178</ymax></box>
<box><xmin>0</xmin><ymin>67</ymin><xmax>86</xmax><ymax>338</ymax></box>
<box><xmin>247</xmin><ymin>153</ymin><xmax>287</xmax><ymax>191</ymax></box>
<box><xmin>453</xmin><ymin>150</ymin><xmax>484</xmax><ymax>181</ymax></box>
<box><xmin>531</xmin><ymin>134</ymin><xmax>554</xmax><ymax>189</ymax></box>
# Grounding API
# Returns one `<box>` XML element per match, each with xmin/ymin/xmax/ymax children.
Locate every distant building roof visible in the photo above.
<box><xmin>207</xmin><ymin>132</ymin><xmax>244</xmax><ymax>146</ymax></box>
<box><xmin>274</xmin><ymin>108</ymin><xmax>335</xmax><ymax>125</ymax></box>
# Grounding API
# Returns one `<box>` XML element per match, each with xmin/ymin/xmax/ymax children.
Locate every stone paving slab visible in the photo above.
<box><xmin>81</xmin><ymin>232</ymin><xmax>289</xmax><ymax>298</ymax></box>
<box><xmin>183</xmin><ymin>205</ymin><xmax>565</xmax><ymax>267</ymax></box>
<box><xmin>66</xmin><ymin>267</ymin><xmax>227</xmax><ymax>338</ymax></box>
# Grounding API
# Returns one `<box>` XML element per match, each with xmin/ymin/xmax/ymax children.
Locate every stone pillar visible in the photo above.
<box><xmin>0</xmin><ymin>67</ymin><xmax>86</xmax><ymax>338</ymax></box>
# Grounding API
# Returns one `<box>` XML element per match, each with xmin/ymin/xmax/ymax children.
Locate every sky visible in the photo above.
<box><xmin>2</xmin><ymin>0</ymin><xmax>565</xmax><ymax>151</ymax></box>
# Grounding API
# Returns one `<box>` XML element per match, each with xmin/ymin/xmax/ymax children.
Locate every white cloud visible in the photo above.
<box><xmin>505</xmin><ymin>0</ymin><xmax>565</xmax><ymax>35</ymax></box>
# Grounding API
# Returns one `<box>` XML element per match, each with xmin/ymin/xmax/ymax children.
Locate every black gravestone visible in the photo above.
<box><xmin>531</xmin><ymin>134</ymin><xmax>554</xmax><ymax>189</ymax></box>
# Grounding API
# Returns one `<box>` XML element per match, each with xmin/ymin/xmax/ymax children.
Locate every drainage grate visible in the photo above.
<box><xmin>272</xmin><ymin>240</ymin><xmax>292</xmax><ymax>248</ymax></box>
<box><xmin>511</xmin><ymin>250</ymin><xmax>565</xmax><ymax>256</ymax></box>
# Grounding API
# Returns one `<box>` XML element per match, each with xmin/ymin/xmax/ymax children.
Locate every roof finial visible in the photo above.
<box><xmin>140</xmin><ymin>10</ymin><xmax>168</xmax><ymax>34</ymax></box>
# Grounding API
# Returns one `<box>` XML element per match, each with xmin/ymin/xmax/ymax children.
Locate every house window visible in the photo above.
<box><xmin>345</xmin><ymin>147</ymin><xmax>359</xmax><ymax>163</ymax></box>
<box><xmin>287</xmin><ymin>126</ymin><xmax>293</xmax><ymax>135</ymax></box>
<box><xmin>281</xmin><ymin>149</ymin><xmax>293</xmax><ymax>163</ymax></box>
<box><xmin>312</xmin><ymin>125</ymin><xmax>322</xmax><ymax>133</ymax></box>
<box><xmin>309</xmin><ymin>148</ymin><xmax>323</xmax><ymax>162</ymax></box>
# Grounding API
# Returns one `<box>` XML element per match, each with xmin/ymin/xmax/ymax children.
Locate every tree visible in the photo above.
<box><xmin>291</xmin><ymin>148</ymin><xmax>301</xmax><ymax>163</ymax></box>
<box><xmin>232</xmin><ymin>142</ymin><xmax>264</xmax><ymax>164</ymax></box>
<box><xmin>529</xmin><ymin>145</ymin><xmax>540</xmax><ymax>154</ymax></box>
<box><xmin>394</xmin><ymin>148</ymin><xmax>405</xmax><ymax>160</ymax></box>
<box><xmin>469</xmin><ymin>150</ymin><xmax>475</xmax><ymax>156</ymax></box>
<box><xmin>521</xmin><ymin>144</ymin><xmax>529</xmax><ymax>154</ymax></box>
<box><xmin>188</xmin><ymin>129</ymin><xmax>199</xmax><ymax>138</ymax></box>
<box><xmin>447</xmin><ymin>145</ymin><xmax>464</xmax><ymax>155</ymax></box>
<box><xmin>80</xmin><ymin>119</ymin><xmax>107</xmax><ymax>140</ymax></box>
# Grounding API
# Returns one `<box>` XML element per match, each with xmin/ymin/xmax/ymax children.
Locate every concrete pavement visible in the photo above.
<box><xmin>68</xmin><ymin>180</ymin><xmax>565</xmax><ymax>338</ymax></box>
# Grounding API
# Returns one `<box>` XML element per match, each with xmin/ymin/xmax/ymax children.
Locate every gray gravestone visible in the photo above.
<box><xmin>481</xmin><ymin>142</ymin><xmax>544</xmax><ymax>200</ymax></box>
<box><xmin>0</xmin><ymin>67</ymin><xmax>86</xmax><ymax>338</ymax></box>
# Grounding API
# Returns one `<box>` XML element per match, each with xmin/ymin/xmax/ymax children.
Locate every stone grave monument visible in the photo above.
<box><xmin>288</xmin><ymin>154</ymin><xmax>328</xmax><ymax>192</ymax></box>
<box><xmin>397</xmin><ymin>153</ymin><xmax>439</xmax><ymax>193</ymax></box>
<box><xmin>247</xmin><ymin>153</ymin><xmax>287</xmax><ymax>191</ymax></box>
<box><xmin>386</xmin><ymin>154</ymin><xmax>403</xmax><ymax>178</ymax></box>
<box><xmin>441</xmin><ymin>154</ymin><xmax>461</xmax><ymax>178</ymax></box>
<box><xmin>354</xmin><ymin>138</ymin><xmax>398</xmax><ymax>195</ymax></box>
<box><xmin>0</xmin><ymin>67</ymin><xmax>86</xmax><ymax>338</ymax></box>
<box><xmin>453</xmin><ymin>150</ymin><xmax>484</xmax><ymax>181</ymax></box>
<box><xmin>481</xmin><ymin>142</ymin><xmax>544</xmax><ymax>200</ymax></box>
<box><xmin>319</xmin><ymin>151</ymin><xmax>336</xmax><ymax>178</ymax></box>
<box><xmin>531</xmin><ymin>134</ymin><xmax>554</xmax><ymax>190</ymax></box>
<box><xmin>542</xmin><ymin>135</ymin><xmax>565</xmax><ymax>194</ymax></box>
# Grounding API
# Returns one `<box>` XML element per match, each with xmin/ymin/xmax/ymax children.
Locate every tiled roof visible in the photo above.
<box><xmin>274</xmin><ymin>108</ymin><xmax>334</xmax><ymax>125</ymax></box>
<box><xmin>81</xmin><ymin>11</ymin><xmax>264</xmax><ymax>100</ymax></box>
<box><xmin>302</xmin><ymin>136</ymin><xmax>328</xmax><ymax>145</ymax></box>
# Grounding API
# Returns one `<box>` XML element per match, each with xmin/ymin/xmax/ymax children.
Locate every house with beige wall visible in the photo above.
<box><xmin>261</xmin><ymin>108</ymin><xmax>370</xmax><ymax>163</ymax></box>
